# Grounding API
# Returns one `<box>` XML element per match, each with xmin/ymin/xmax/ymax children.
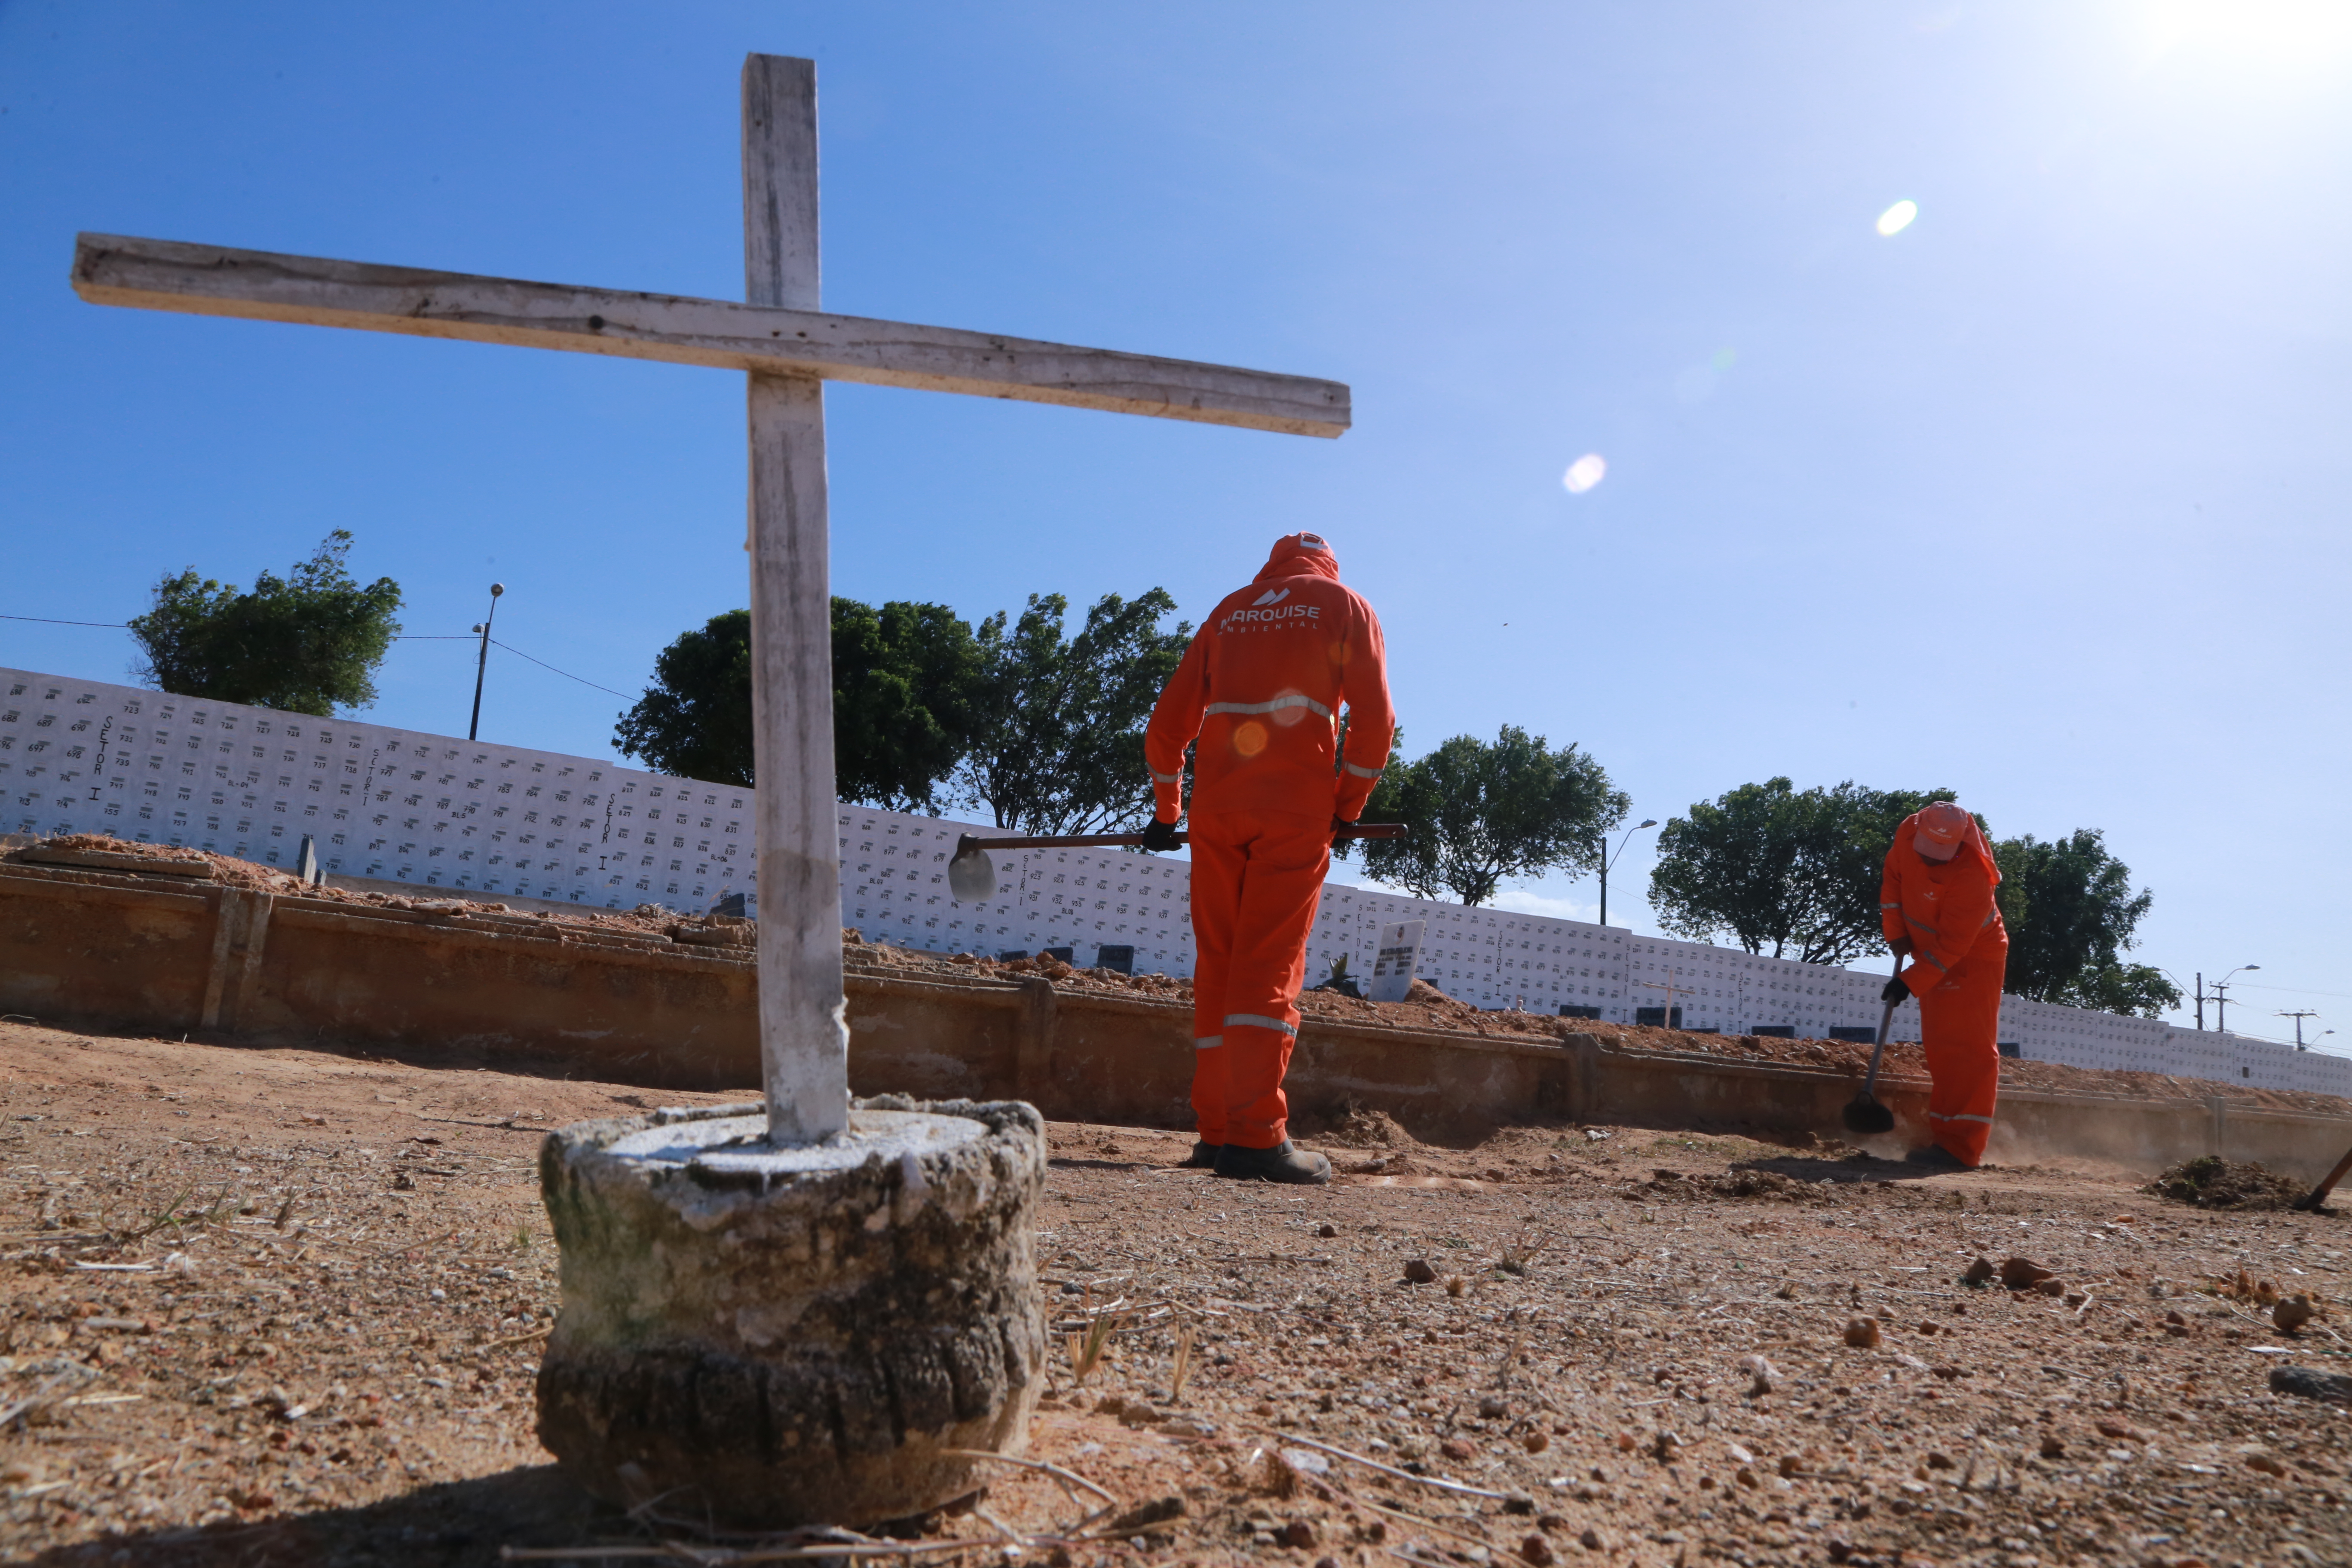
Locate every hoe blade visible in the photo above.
<box><xmin>947</xmin><ymin>835</ymin><xmax>997</xmax><ymax>903</ymax></box>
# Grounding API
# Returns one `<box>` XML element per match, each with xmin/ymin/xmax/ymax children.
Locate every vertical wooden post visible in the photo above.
<box><xmin>743</xmin><ymin>54</ymin><xmax>848</xmax><ymax>1142</ymax></box>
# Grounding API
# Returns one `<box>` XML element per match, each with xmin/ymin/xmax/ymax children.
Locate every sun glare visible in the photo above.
<box><xmin>1875</xmin><ymin>200</ymin><xmax>1918</xmax><ymax>237</ymax></box>
<box><xmin>2139</xmin><ymin>0</ymin><xmax>2352</xmax><ymax>68</ymax></box>
<box><xmin>1562</xmin><ymin>454</ymin><xmax>1607</xmax><ymax>495</ymax></box>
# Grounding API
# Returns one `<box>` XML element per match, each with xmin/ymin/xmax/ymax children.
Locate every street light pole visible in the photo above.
<box><xmin>1599</xmin><ymin>818</ymin><xmax>1659</xmax><ymax>928</ymax></box>
<box><xmin>467</xmin><ymin>583</ymin><xmax>506</xmax><ymax>742</ymax></box>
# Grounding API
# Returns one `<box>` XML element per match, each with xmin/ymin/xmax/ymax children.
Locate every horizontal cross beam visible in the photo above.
<box><xmin>72</xmin><ymin>233</ymin><xmax>1350</xmax><ymax>438</ymax></box>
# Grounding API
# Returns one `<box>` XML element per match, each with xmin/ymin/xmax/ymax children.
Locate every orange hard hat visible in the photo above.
<box><xmin>1914</xmin><ymin>801</ymin><xmax>1971</xmax><ymax>862</ymax></box>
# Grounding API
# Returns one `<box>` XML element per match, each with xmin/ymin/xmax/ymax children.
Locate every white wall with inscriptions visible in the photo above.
<box><xmin>5</xmin><ymin>665</ymin><xmax>2342</xmax><ymax>1099</ymax></box>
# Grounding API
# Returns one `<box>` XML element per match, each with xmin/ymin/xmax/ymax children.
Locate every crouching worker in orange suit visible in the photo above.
<box><xmin>1880</xmin><ymin>800</ymin><xmax>2010</xmax><ymax>1170</ymax></box>
<box><xmin>1141</xmin><ymin>532</ymin><xmax>1394</xmax><ymax>1185</ymax></box>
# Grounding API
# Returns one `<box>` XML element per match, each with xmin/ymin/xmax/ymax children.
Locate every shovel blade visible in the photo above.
<box><xmin>1842</xmin><ymin>1093</ymin><xmax>1896</xmax><ymax>1136</ymax></box>
<box><xmin>946</xmin><ymin>835</ymin><xmax>997</xmax><ymax>903</ymax></box>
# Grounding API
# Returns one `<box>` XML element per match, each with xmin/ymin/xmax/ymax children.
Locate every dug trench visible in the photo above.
<box><xmin>3</xmin><ymin>1015</ymin><xmax>2352</xmax><ymax>1568</ymax></box>
<box><xmin>7</xmin><ymin>841</ymin><xmax>2352</xmax><ymax>1179</ymax></box>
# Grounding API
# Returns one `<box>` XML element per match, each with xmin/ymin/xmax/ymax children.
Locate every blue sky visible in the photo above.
<box><xmin>4</xmin><ymin>3</ymin><xmax>2347</xmax><ymax>1045</ymax></box>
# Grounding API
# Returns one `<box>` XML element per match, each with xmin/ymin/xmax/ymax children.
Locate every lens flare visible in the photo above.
<box><xmin>1876</xmin><ymin>200</ymin><xmax>1918</xmax><ymax>237</ymax></box>
<box><xmin>1562</xmin><ymin>453</ymin><xmax>1607</xmax><ymax>494</ymax></box>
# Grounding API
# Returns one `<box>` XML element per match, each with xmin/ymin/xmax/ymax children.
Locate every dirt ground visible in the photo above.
<box><xmin>3</xmin><ymin>1019</ymin><xmax>2349</xmax><ymax>1568</ymax></box>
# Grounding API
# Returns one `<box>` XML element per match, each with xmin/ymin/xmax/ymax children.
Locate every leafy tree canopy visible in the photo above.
<box><xmin>953</xmin><ymin>590</ymin><xmax>1191</xmax><ymax>835</ymax></box>
<box><xmin>128</xmin><ymin>530</ymin><xmax>402</xmax><ymax>717</ymax></box>
<box><xmin>612</xmin><ymin>609</ymin><xmax>758</xmax><ymax>788</ymax></box>
<box><xmin>834</xmin><ymin>599</ymin><xmax>985</xmax><ymax>813</ymax></box>
<box><xmin>1357</xmin><ymin>726</ymin><xmax>1628</xmax><ymax>906</ymax></box>
<box><xmin>613</xmin><ymin>599</ymin><xmax>985</xmax><ymax>811</ymax></box>
<box><xmin>1647</xmin><ymin>779</ymin><xmax>1954</xmax><ymax>965</ymax></box>
<box><xmin>1992</xmin><ymin>829</ymin><xmax>2180</xmax><ymax>1017</ymax></box>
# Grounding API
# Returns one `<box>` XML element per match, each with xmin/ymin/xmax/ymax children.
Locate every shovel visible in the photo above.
<box><xmin>1841</xmin><ymin>957</ymin><xmax>1905</xmax><ymax>1136</ymax></box>
<box><xmin>2293</xmin><ymin>1141</ymin><xmax>2352</xmax><ymax>1212</ymax></box>
<box><xmin>945</xmin><ymin>823</ymin><xmax>1408</xmax><ymax>903</ymax></box>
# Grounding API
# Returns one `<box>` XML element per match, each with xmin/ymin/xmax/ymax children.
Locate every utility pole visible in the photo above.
<box><xmin>2280</xmin><ymin>1010</ymin><xmax>2322</xmax><ymax>1051</ymax></box>
<box><xmin>2210</xmin><ymin>964</ymin><xmax>2261</xmax><ymax>1037</ymax></box>
<box><xmin>1599</xmin><ymin>818</ymin><xmax>1659</xmax><ymax>928</ymax></box>
<box><xmin>468</xmin><ymin>582</ymin><xmax>505</xmax><ymax>741</ymax></box>
<box><xmin>2193</xmin><ymin>971</ymin><xmax>2204</xmax><ymax>1031</ymax></box>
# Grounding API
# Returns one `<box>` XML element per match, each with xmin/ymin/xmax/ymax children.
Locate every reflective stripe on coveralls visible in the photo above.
<box><xmin>1204</xmin><ymin>695</ymin><xmax>1334</xmax><ymax>718</ymax></box>
<box><xmin>1881</xmin><ymin>808</ymin><xmax>2009</xmax><ymax>1167</ymax></box>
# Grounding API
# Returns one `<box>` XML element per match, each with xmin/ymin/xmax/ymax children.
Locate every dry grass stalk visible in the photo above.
<box><xmin>1170</xmin><ymin>1321</ymin><xmax>1197</xmax><ymax>1401</ymax></box>
<box><xmin>1067</xmin><ymin>1311</ymin><xmax>1123</xmax><ymax>1384</ymax></box>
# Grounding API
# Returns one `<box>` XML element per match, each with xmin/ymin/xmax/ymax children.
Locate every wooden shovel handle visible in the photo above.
<box><xmin>958</xmin><ymin>823</ymin><xmax>1409</xmax><ymax>851</ymax></box>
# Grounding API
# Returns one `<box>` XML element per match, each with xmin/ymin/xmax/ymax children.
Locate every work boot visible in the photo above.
<box><xmin>1213</xmin><ymin>1139</ymin><xmax>1332</xmax><ymax>1185</ymax></box>
<box><xmin>1179</xmin><ymin>1140</ymin><xmax>1222</xmax><ymax>1169</ymax></box>
<box><xmin>1904</xmin><ymin>1144</ymin><xmax>1972</xmax><ymax>1172</ymax></box>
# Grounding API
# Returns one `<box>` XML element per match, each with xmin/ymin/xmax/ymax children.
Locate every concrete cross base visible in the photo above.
<box><xmin>534</xmin><ymin>1096</ymin><xmax>1047</xmax><ymax>1528</ymax></box>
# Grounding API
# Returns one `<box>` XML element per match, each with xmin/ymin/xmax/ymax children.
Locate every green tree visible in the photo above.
<box><xmin>612</xmin><ymin>610</ymin><xmax>757</xmax><ymax>787</ymax></box>
<box><xmin>128</xmin><ymin>530</ymin><xmax>402</xmax><ymax>717</ymax></box>
<box><xmin>833</xmin><ymin>599</ymin><xmax>985</xmax><ymax>812</ymax></box>
<box><xmin>954</xmin><ymin>589</ymin><xmax>1191</xmax><ymax>834</ymax></box>
<box><xmin>1992</xmin><ymin>829</ymin><xmax>2180</xmax><ymax>1017</ymax></box>
<box><xmin>1357</xmin><ymin>726</ymin><xmax>1628</xmax><ymax>906</ymax></box>
<box><xmin>1646</xmin><ymin>780</ymin><xmax>1955</xmax><ymax>965</ymax></box>
<box><xmin>613</xmin><ymin>599</ymin><xmax>984</xmax><ymax>808</ymax></box>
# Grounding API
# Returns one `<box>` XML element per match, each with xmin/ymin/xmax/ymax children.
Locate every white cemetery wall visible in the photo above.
<box><xmin>6</xmin><ymin>665</ymin><xmax>2344</xmax><ymax>1099</ymax></box>
<box><xmin>1</xmin><ymin>667</ymin><xmax>756</xmax><ymax>910</ymax></box>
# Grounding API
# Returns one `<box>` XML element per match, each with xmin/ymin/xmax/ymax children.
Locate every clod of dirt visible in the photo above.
<box><xmin>2000</xmin><ymin>1257</ymin><xmax>2056</xmax><ymax>1290</ymax></box>
<box><xmin>2269</xmin><ymin>1365</ymin><xmax>2352</xmax><ymax>1405</ymax></box>
<box><xmin>1403</xmin><ymin>1259</ymin><xmax>1437</xmax><ymax>1283</ymax></box>
<box><xmin>2039</xmin><ymin>1435</ymin><xmax>2065</xmax><ymax>1459</ymax></box>
<box><xmin>1522</xmin><ymin>1533</ymin><xmax>1556</xmax><ymax>1565</ymax></box>
<box><xmin>2148</xmin><ymin>1155</ymin><xmax>2308</xmax><ymax>1210</ymax></box>
<box><xmin>1843</xmin><ymin>1317</ymin><xmax>1881</xmax><ymax>1349</ymax></box>
<box><xmin>1960</xmin><ymin>1256</ymin><xmax>1995</xmax><ymax>1287</ymax></box>
<box><xmin>2275</xmin><ymin>1294</ymin><xmax>2317</xmax><ymax>1334</ymax></box>
<box><xmin>1316</xmin><ymin>1222</ymin><xmax>1338</xmax><ymax>1238</ymax></box>
<box><xmin>1320</xmin><ymin>1105</ymin><xmax>1410</xmax><ymax>1148</ymax></box>
<box><xmin>1739</xmin><ymin>1354</ymin><xmax>1778</xmax><ymax>1395</ymax></box>
<box><xmin>1104</xmin><ymin>1495</ymin><xmax>1186</xmax><ymax>1533</ymax></box>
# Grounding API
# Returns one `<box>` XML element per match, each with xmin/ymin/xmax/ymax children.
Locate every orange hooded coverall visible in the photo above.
<box><xmin>1880</xmin><ymin>809</ymin><xmax>2009</xmax><ymax>1167</ymax></box>
<box><xmin>1144</xmin><ymin>534</ymin><xmax>1395</xmax><ymax>1151</ymax></box>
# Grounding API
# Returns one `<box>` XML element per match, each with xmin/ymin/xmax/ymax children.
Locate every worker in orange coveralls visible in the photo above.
<box><xmin>1142</xmin><ymin>532</ymin><xmax>1394</xmax><ymax>1185</ymax></box>
<box><xmin>1880</xmin><ymin>799</ymin><xmax>2010</xmax><ymax>1169</ymax></box>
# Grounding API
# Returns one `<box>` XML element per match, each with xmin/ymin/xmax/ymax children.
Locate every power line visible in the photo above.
<box><xmin>5</xmin><ymin>614</ymin><xmax>627</xmax><ymax>698</ymax></box>
<box><xmin>490</xmin><ymin>638</ymin><xmax>634</xmax><ymax>700</ymax></box>
<box><xmin>2230</xmin><ymin>980</ymin><xmax>2352</xmax><ymax>1001</ymax></box>
<box><xmin>8</xmin><ymin>614</ymin><xmax>481</xmax><ymax>642</ymax></box>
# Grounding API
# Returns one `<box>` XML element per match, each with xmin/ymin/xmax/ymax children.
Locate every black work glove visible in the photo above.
<box><xmin>1141</xmin><ymin>817</ymin><xmax>1180</xmax><ymax>852</ymax></box>
<box><xmin>1332</xmin><ymin>818</ymin><xmax>1359</xmax><ymax>851</ymax></box>
<box><xmin>1881</xmin><ymin>975</ymin><xmax>1911</xmax><ymax>1005</ymax></box>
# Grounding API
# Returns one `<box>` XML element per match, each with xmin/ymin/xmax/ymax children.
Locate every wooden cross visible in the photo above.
<box><xmin>73</xmin><ymin>54</ymin><xmax>1349</xmax><ymax>1144</ymax></box>
<box><xmin>1639</xmin><ymin>971</ymin><xmax>1688</xmax><ymax>1029</ymax></box>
